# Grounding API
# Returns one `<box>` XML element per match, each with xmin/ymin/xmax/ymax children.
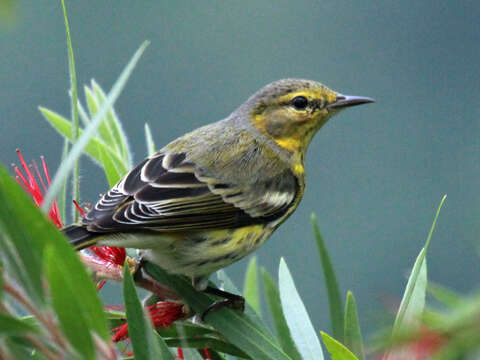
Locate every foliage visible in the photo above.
<box><xmin>0</xmin><ymin>3</ymin><xmax>478</xmax><ymax>360</ymax></box>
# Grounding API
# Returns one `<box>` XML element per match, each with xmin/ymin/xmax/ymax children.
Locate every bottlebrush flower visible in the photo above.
<box><xmin>13</xmin><ymin>150</ymin><xmax>128</xmax><ymax>289</ymax></box>
<box><xmin>112</xmin><ymin>301</ymin><xmax>187</xmax><ymax>342</ymax></box>
<box><xmin>13</xmin><ymin>149</ymin><xmax>62</xmax><ymax>228</ymax></box>
<box><xmin>88</xmin><ymin>245</ymin><xmax>127</xmax><ymax>290</ymax></box>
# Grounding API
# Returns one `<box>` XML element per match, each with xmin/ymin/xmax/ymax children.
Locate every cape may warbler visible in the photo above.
<box><xmin>65</xmin><ymin>79</ymin><xmax>373</xmax><ymax>298</ymax></box>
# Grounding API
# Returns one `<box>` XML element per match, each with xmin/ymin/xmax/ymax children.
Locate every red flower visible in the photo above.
<box><xmin>112</xmin><ymin>301</ymin><xmax>186</xmax><ymax>342</ymax></box>
<box><xmin>13</xmin><ymin>149</ymin><xmax>62</xmax><ymax>228</ymax></box>
<box><xmin>89</xmin><ymin>246</ymin><xmax>126</xmax><ymax>268</ymax></box>
<box><xmin>88</xmin><ymin>246</ymin><xmax>127</xmax><ymax>290</ymax></box>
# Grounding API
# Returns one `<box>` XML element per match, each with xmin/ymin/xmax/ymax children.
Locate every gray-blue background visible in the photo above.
<box><xmin>1</xmin><ymin>0</ymin><xmax>479</xmax><ymax>339</ymax></box>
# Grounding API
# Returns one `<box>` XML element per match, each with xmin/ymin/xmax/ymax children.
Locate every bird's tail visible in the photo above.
<box><xmin>62</xmin><ymin>225</ymin><xmax>100</xmax><ymax>250</ymax></box>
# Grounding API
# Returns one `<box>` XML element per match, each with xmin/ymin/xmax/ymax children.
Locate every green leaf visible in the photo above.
<box><xmin>77</xmin><ymin>97</ymin><xmax>91</xmax><ymax>125</ymax></box>
<box><xmin>123</xmin><ymin>264</ymin><xmax>168</xmax><ymax>359</ymax></box>
<box><xmin>178</xmin><ymin>348</ymin><xmax>204</xmax><ymax>360</ymax></box>
<box><xmin>0</xmin><ymin>234</ymin><xmax>32</xmax><ymax>302</ymax></box>
<box><xmin>162</xmin><ymin>336</ymin><xmax>248</xmax><ymax>358</ymax></box>
<box><xmin>61</xmin><ymin>0</ymin><xmax>80</xmax><ymax>222</ymax></box>
<box><xmin>92</xmin><ymin>80</ymin><xmax>132</xmax><ymax>167</ymax></box>
<box><xmin>0</xmin><ymin>313</ymin><xmax>39</xmax><ymax>334</ymax></box>
<box><xmin>84</xmin><ymin>85</ymin><xmax>99</xmax><ymax>120</ymax></box>
<box><xmin>392</xmin><ymin>250</ymin><xmax>428</xmax><ymax>335</ymax></box>
<box><xmin>0</xmin><ymin>166</ymin><xmax>56</xmax><ymax>301</ymax></box>
<box><xmin>344</xmin><ymin>291</ymin><xmax>364</xmax><ymax>360</ymax></box>
<box><xmin>158</xmin><ymin>321</ymin><xmax>215</xmax><ymax>339</ymax></box>
<box><xmin>39</xmin><ymin>107</ymin><xmax>129</xmax><ymax>176</ymax></box>
<box><xmin>145</xmin><ymin>262</ymin><xmax>291</xmax><ymax>360</ymax></box>
<box><xmin>84</xmin><ymin>84</ymin><xmax>120</xmax><ymax>158</ymax></box>
<box><xmin>0</xmin><ymin>259</ymin><xmax>3</xmax><ymax>299</ymax></box>
<box><xmin>97</xmin><ymin>144</ymin><xmax>124</xmax><ymax>186</ymax></box>
<box><xmin>42</xmin><ymin>40</ymin><xmax>149</xmax><ymax>211</ymax></box>
<box><xmin>279</xmin><ymin>258</ymin><xmax>324</xmax><ymax>360</ymax></box>
<box><xmin>311</xmin><ymin>214</ymin><xmax>344</xmax><ymax>342</ymax></box>
<box><xmin>4</xmin><ymin>337</ymin><xmax>36</xmax><ymax>359</ymax></box>
<box><xmin>0</xmin><ymin>169</ymin><xmax>110</xmax><ymax>342</ymax></box>
<box><xmin>392</xmin><ymin>195</ymin><xmax>447</xmax><ymax>334</ymax></box>
<box><xmin>145</xmin><ymin>123</ymin><xmax>156</xmax><ymax>156</ymax></box>
<box><xmin>57</xmin><ymin>139</ymin><xmax>69</xmax><ymax>222</ymax></box>
<box><xmin>428</xmin><ymin>282</ymin><xmax>462</xmax><ymax>308</ymax></box>
<box><xmin>243</xmin><ymin>256</ymin><xmax>261</xmax><ymax>315</ymax></box>
<box><xmin>45</xmin><ymin>228</ymin><xmax>109</xmax><ymax>341</ymax></box>
<box><xmin>217</xmin><ymin>269</ymin><xmax>276</xmax><ymax>342</ymax></box>
<box><xmin>45</xmin><ymin>245</ymin><xmax>95</xmax><ymax>359</ymax></box>
<box><xmin>320</xmin><ymin>332</ymin><xmax>358</xmax><ymax>360</ymax></box>
<box><xmin>261</xmin><ymin>268</ymin><xmax>302</xmax><ymax>360</ymax></box>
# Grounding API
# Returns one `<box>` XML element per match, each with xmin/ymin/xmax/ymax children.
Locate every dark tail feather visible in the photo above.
<box><xmin>62</xmin><ymin>225</ymin><xmax>99</xmax><ymax>250</ymax></box>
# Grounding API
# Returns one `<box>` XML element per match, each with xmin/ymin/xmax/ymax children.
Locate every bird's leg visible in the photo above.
<box><xmin>201</xmin><ymin>286</ymin><xmax>245</xmax><ymax>321</ymax></box>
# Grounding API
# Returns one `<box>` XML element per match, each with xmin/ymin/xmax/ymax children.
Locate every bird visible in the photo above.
<box><xmin>64</xmin><ymin>78</ymin><xmax>373</xmax><ymax>311</ymax></box>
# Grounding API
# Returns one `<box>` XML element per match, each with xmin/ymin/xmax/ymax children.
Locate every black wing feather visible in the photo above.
<box><xmin>82</xmin><ymin>151</ymin><xmax>297</xmax><ymax>233</ymax></box>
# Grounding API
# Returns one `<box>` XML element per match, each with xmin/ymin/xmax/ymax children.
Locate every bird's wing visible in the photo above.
<box><xmin>83</xmin><ymin>151</ymin><xmax>298</xmax><ymax>232</ymax></box>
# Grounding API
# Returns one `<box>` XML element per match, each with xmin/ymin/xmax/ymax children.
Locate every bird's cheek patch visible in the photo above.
<box><xmin>261</xmin><ymin>113</ymin><xmax>281</xmax><ymax>136</ymax></box>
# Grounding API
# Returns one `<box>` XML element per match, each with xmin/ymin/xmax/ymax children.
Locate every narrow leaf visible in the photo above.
<box><xmin>97</xmin><ymin>145</ymin><xmax>124</xmax><ymax>186</ymax></box>
<box><xmin>77</xmin><ymin>97</ymin><xmax>91</xmax><ymax>125</ymax></box>
<box><xmin>0</xmin><ymin>259</ymin><xmax>3</xmax><ymax>299</ymax></box>
<box><xmin>0</xmin><ymin>166</ymin><xmax>55</xmax><ymax>301</ymax></box>
<box><xmin>123</xmin><ymin>264</ymin><xmax>166</xmax><ymax>359</ymax></box>
<box><xmin>45</xmin><ymin>245</ymin><xmax>95</xmax><ymax>359</ymax></box>
<box><xmin>39</xmin><ymin>107</ymin><xmax>129</xmax><ymax>176</ymax></box>
<box><xmin>84</xmin><ymin>85</ymin><xmax>99</xmax><ymax>120</ymax></box>
<box><xmin>159</xmin><ymin>321</ymin><xmax>216</xmax><ymax>339</ymax></box>
<box><xmin>145</xmin><ymin>123</ymin><xmax>156</xmax><ymax>156</ymax></box>
<box><xmin>279</xmin><ymin>258</ymin><xmax>324</xmax><ymax>360</ymax></box>
<box><xmin>61</xmin><ymin>0</ymin><xmax>80</xmax><ymax>222</ymax></box>
<box><xmin>42</xmin><ymin>40</ymin><xmax>149</xmax><ymax>211</ymax></box>
<box><xmin>57</xmin><ymin>139</ymin><xmax>69</xmax><ymax>223</ymax></box>
<box><xmin>392</xmin><ymin>195</ymin><xmax>447</xmax><ymax>333</ymax></box>
<box><xmin>162</xmin><ymin>336</ymin><xmax>248</xmax><ymax>358</ymax></box>
<box><xmin>0</xmin><ymin>171</ymin><xmax>109</xmax><ymax>340</ymax></box>
<box><xmin>392</xmin><ymin>250</ymin><xmax>428</xmax><ymax>333</ymax></box>
<box><xmin>145</xmin><ymin>262</ymin><xmax>291</xmax><ymax>360</ymax></box>
<box><xmin>217</xmin><ymin>269</ymin><xmax>275</xmax><ymax>341</ymax></box>
<box><xmin>178</xmin><ymin>348</ymin><xmax>204</xmax><ymax>360</ymax></box>
<box><xmin>311</xmin><ymin>214</ymin><xmax>344</xmax><ymax>342</ymax></box>
<box><xmin>427</xmin><ymin>282</ymin><xmax>462</xmax><ymax>308</ymax></box>
<box><xmin>243</xmin><ymin>256</ymin><xmax>261</xmax><ymax>315</ymax></box>
<box><xmin>320</xmin><ymin>332</ymin><xmax>358</xmax><ymax>360</ymax></box>
<box><xmin>84</xmin><ymin>85</ymin><xmax>119</xmax><ymax>157</ymax></box>
<box><xmin>0</xmin><ymin>234</ymin><xmax>32</xmax><ymax>302</ymax></box>
<box><xmin>0</xmin><ymin>313</ymin><xmax>39</xmax><ymax>334</ymax></box>
<box><xmin>46</xmin><ymin>226</ymin><xmax>109</xmax><ymax>341</ymax></box>
<box><xmin>92</xmin><ymin>79</ymin><xmax>132</xmax><ymax>167</ymax></box>
<box><xmin>344</xmin><ymin>291</ymin><xmax>364</xmax><ymax>360</ymax></box>
<box><xmin>261</xmin><ymin>268</ymin><xmax>302</xmax><ymax>360</ymax></box>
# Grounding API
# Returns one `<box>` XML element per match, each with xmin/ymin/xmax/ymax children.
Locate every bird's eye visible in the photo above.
<box><xmin>291</xmin><ymin>96</ymin><xmax>308</xmax><ymax>110</ymax></box>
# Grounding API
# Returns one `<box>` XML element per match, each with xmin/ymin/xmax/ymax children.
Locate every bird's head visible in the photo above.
<box><xmin>245</xmin><ymin>78</ymin><xmax>374</xmax><ymax>158</ymax></box>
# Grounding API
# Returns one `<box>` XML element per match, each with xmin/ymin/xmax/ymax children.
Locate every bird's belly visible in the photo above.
<box><xmin>143</xmin><ymin>224</ymin><xmax>272</xmax><ymax>277</ymax></box>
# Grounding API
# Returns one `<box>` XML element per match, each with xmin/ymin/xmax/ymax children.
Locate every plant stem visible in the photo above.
<box><xmin>61</xmin><ymin>0</ymin><xmax>80</xmax><ymax>222</ymax></box>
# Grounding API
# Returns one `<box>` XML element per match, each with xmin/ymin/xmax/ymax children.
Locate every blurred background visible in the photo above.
<box><xmin>0</xmin><ymin>0</ymin><xmax>478</xmax><ymax>339</ymax></box>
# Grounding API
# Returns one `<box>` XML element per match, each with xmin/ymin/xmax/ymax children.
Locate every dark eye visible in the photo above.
<box><xmin>291</xmin><ymin>96</ymin><xmax>308</xmax><ymax>110</ymax></box>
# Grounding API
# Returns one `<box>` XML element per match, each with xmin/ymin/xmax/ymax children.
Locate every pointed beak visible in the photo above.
<box><xmin>327</xmin><ymin>94</ymin><xmax>375</xmax><ymax>110</ymax></box>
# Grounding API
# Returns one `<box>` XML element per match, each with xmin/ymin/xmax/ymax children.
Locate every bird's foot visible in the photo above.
<box><xmin>201</xmin><ymin>286</ymin><xmax>245</xmax><ymax>321</ymax></box>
